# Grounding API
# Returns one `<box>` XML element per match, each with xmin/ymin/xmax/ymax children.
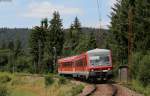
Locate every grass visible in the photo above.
<box><xmin>131</xmin><ymin>79</ymin><xmax>150</xmax><ymax>96</ymax></box>
<box><xmin>11</xmin><ymin>89</ymin><xmax>37</xmax><ymax>96</ymax></box>
<box><xmin>0</xmin><ymin>72</ymin><xmax>84</xmax><ymax>96</ymax></box>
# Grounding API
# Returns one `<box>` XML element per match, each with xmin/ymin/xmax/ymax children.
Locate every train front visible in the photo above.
<box><xmin>87</xmin><ymin>49</ymin><xmax>113</xmax><ymax>80</ymax></box>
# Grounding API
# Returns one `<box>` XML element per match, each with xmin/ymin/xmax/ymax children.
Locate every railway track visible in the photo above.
<box><xmin>91</xmin><ymin>84</ymin><xmax>117</xmax><ymax>96</ymax></box>
<box><xmin>79</xmin><ymin>81</ymin><xmax>118</xmax><ymax>96</ymax></box>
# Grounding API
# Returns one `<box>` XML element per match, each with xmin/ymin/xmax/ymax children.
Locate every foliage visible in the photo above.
<box><xmin>134</xmin><ymin>0</ymin><xmax>150</xmax><ymax>52</ymax></box>
<box><xmin>131</xmin><ymin>79</ymin><xmax>150</xmax><ymax>96</ymax></box>
<box><xmin>64</xmin><ymin>17</ymin><xmax>97</xmax><ymax>56</ymax></box>
<box><xmin>15</xmin><ymin>56</ymin><xmax>32</xmax><ymax>72</ymax></box>
<box><xmin>138</xmin><ymin>53</ymin><xmax>150</xmax><ymax>86</ymax></box>
<box><xmin>47</xmin><ymin>11</ymin><xmax>64</xmax><ymax>56</ymax></box>
<box><xmin>58</xmin><ymin>76</ymin><xmax>67</xmax><ymax>85</ymax></box>
<box><xmin>108</xmin><ymin>0</ymin><xmax>150</xmax><ymax>90</ymax></box>
<box><xmin>108</xmin><ymin>0</ymin><xmax>130</xmax><ymax>64</ymax></box>
<box><xmin>70</xmin><ymin>84</ymin><xmax>84</xmax><ymax>96</ymax></box>
<box><xmin>0</xmin><ymin>75</ymin><xmax>11</xmax><ymax>83</ymax></box>
<box><xmin>44</xmin><ymin>75</ymin><xmax>54</xmax><ymax>87</ymax></box>
<box><xmin>0</xmin><ymin>85</ymin><xmax>9</xmax><ymax>96</ymax></box>
<box><xmin>29</xmin><ymin>11</ymin><xmax>64</xmax><ymax>73</ymax></box>
<box><xmin>74</xmin><ymin>35</ymin><xmax>90</xmax><ymax>54</ymax></box>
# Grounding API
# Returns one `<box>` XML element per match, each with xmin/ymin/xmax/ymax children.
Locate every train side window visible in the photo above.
<box><xmin>76</xmin><ymin>59</ymin><xmax>83</xmax><ymax>66</ymax></box>
<box><xmin>63</xmin><ymin>62</ymin><xmax>72</xmax><ymax>67</ymax></box>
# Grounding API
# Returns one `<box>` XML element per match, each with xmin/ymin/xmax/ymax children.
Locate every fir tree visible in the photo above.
<box><xmin>47</xmin><ymin>11</ymin><xmax>64</xmax><ymax>72</ymax></box>
<box><xmin>88</xmin><ymin>32</ymin><xmax>97</xmax><ymax>50</ymax></box>
<box><xmin>71</xmin><ymin>17</ymin><xmax>82</xmax><ymax>51</ymax></box>
<box><xmin>108</xmin><ymin>0</ymin><xmax>132</xmax><ymax>64</ymax></box>
<box><xmin>48</xmin><ymin>11</ymin><xmax>64</xmax><ymax>56</ymax></box>
<box><xmin>134</xmin><ymin>0</ymin><xmax>150</xmax><ymax>51</ymax></box>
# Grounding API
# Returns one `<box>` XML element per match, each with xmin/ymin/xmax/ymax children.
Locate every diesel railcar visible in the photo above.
<box><xmin>58</xmin><ymin>49</ymin><xmax>113</xmax><ymax>80</ymax></box>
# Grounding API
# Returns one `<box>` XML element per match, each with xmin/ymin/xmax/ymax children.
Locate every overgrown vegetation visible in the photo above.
<box><xmin>131</xmin><ymin>79</ymin><xmax>150</xmax><ymax>96</ymax></box>
<box><xmin>58</xmin><ymin>76</ymin><xmax>67</xmax><ymax>85</ymax></box>
<box><xmin>44</xmin><ymin>74</ymin><xmax>54</xmax><ymax>87</ymax></box>
<box><xmin>0</xmin><ymin>72</ymin><xmax>84</xmax><ymax>96</ymax></box>
<box><xmin>0</xmin><ymin>85</ymin><xmax>9</xmax><ymax>96</ymax></box>
<box><xmin>108</xmin><ymin>0</ymin><xmax>150</xmax><ymax>94</ymax></box>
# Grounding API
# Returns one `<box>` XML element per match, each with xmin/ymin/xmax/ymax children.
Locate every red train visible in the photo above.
<box><xmin>58</xmin><ymin>49</ymin><xmax>113</xmax><ymax>80</ymax></box>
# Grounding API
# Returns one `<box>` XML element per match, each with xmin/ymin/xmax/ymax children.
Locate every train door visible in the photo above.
<box><xmin>82</xmin><ymin>56</ymin><xmax>86</xmax><ymax>71</ymax></box>
<box><xmin>72</xmin><ymin>61</ymin><xmax>75</xmax><ymax>73</ymax></box>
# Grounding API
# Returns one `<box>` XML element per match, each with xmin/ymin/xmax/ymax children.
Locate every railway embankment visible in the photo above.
<box><xmin>77</xmin><ymin>80</ymin><xmax>144</xmax><ymax>96</ymax></box>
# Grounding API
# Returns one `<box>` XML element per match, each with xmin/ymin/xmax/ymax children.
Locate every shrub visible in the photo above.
<box><xmin>138</xmin><ymin>54</ymin><xmax>150</xmax><ymax>86</ymax></box>
<box><xmin>0</xmin><ymin>75</ymin><xmax>11</xmax><ymax>83</ymax></box>
<box><xmin>132</xmin><ymin>52</ymin><xmax>150</xmax><ymax>86</ymax></box>
<box><xmin>132</xmin><ymin>79</ymin><xmax>150</xmax><ymax>96</ymax></box>
<box><xmin>58</xmin><ymin>77</ymin><xmax>67</xmax><ymax>85</ymax></box>
<box><xmin>0</xmin><ymin>85</ymin><xmax>9</xmax><ymax>96</ymax></box>
<box><xmin>44</xmin><ymin>75</ymin><xmax>54</xmax><ymax>87</ymax></box>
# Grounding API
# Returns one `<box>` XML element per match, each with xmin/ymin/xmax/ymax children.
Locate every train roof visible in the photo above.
<box><xmin>58</xmin><ymin>55</ymin><xmax>78</xmax><ymax>62</ymax></box>
<box><xmin>58</xmin><ymin>49</ymin><xmax>110</xmax><ymax>63</ymax></box>
<box><xmin>87</xmin><ymin>48</ymin><xmax>110</xmax><ymax>54</ymax></box>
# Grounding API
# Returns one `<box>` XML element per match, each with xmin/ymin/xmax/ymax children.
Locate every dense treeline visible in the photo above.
<box><xmin>0</xmin><ymin>11</ymin><xmax>107</xmax><ymax>73</ymax></box>
<box><xmin>108</xmin><ymin>0</ymin><xmax>150</xmax><ymax>87</ymax></box>
<box><xmin>29</xmin><ymin>12</ymin><xmax>98</xmax><ymax>73</ymax></box>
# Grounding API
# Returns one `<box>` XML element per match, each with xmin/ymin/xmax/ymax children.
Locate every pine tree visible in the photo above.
<box><xmin>47</xmin><ymin>11</ymin><xmax>64</xmax><ymax>72</ymax></box>
<box><xmin>48</xmin><ymin>11</ymin><xmax>64</xmax><ymax>56</ymax></box>
<box><xmin>29</xmin><ymin>27</ymin><xmax>40</xmax><ymax>73</ymax></box>
<box><xmin>88</xmin><ymin>32</ymin><xmax>97</xmax><ymax>50</ymax></box>
<box><xmin>74</xmin><ymin>34</ymin><xmax>90</xmax><ymax>54</ymax></box>
<box><xmin>71</xmin><ymin>17</ymin><xmax>82</xmax><ymax>51</ymax></box>
<box><xmin>108</xmin><ymin>0</ymin><xmax>132</xmax><ymax>64</ymax></box>
<box><xmin>29</xmin><ymin>19</ymin><xmax>47</xmax><ymax>73</ymax></box>
<box><xmin>134</xmin><ymin>0</ymin><xmax>150</xmax><ymax>51</ymax></box>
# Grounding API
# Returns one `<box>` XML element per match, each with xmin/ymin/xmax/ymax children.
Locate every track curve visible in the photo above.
<box><xmin>91</xmin><ymin>84</ymin><xmax>117</xmax><ymax>96</ymax></box>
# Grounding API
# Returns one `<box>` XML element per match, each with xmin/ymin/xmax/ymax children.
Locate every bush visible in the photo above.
<box><xmin>132</xmin><ymin>79</ymin><xmax>150</xmax><ymax>96</ymax></box>
<box><xmin>138</xmin><ymin>54</ymin><xmax>150</xmax><ymax>86</ymax></box>
<box><xmin>132</xmin><ymin>52</ymin><xmax>150</xmax><ymax>86</ymax></box>
<box><xmin>0</xmin><ymin>75</ymin><xmax>11</xmax><ymax>83</ymax></box>
<box><xmin>132</xmin><ymin>52</ymin><xmax>143</xmax><ymax>78</ymax></box>
<box><xmin>44</xmin><ymin>75</ymin><xmax>54</xmax><ymax>87</ymax></box>
<box><xmin>58</xmin><ymin>77</ymin><xmax>67</xmax><ymax>85</ymax></box>
<box><xmin>16</xmin><ymin>56</ymin><xmax>31</xmax><ymax>72</ymax></box>
<box><xmin>0</xmin><ymin>85</ymin><xmax>9</xmax><ymax>96</ymax></box>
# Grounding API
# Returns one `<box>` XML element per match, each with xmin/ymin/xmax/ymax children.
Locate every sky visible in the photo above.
<box><xmin>0</xmin><ymin>0</ymin><xmax>117</xmax><ymax>29</ymax></box>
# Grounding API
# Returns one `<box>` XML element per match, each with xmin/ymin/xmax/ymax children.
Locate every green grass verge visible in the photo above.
<box><xmin>0</xmin><ymin>72</ymin><xmax>85</xmax><ymax>96</ymax></box>
<box><xmin>131</xmin><ymin>79</ymin><xmax>150</xmax><ymax>96</ymax></box>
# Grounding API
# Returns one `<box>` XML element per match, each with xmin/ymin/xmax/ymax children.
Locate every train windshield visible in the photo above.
<box><xmin>89</xmin><ymin>55</ymin><xmax>110</xmax><ymax>66</ymax></box>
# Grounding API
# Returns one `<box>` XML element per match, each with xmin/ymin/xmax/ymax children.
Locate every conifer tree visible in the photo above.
<box><xmin>47</xmin><ymin>11</ymin><xmax>64</xmax><ymax>72</ymax></box>
<box><xmin>48</xmin><ymin>11</ymin><xmax>64</xmax><ymax>56</ymax></box>
<box><xmin>134</xmin><ymin>0</ymin><xmax>150</xmax><ymax>51</ymax></box>
<box><xmin>108</xmin><ymin>0</ymin><xmax>132</xmax><ymax>64</ymax></box>
<box><xmin>71</xmin><ymin>17</ymin><xmax>82</xmax><ymax>51</ymax></box>
<box><xmin>88</xmin><ymin>32</ymin><xmax>97</xmax><ymax>50</ymax></box>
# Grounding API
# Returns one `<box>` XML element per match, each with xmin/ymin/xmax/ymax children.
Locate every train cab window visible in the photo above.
<box><xmin>89</xmin><ymin>55</ymin><xmax>110</xmax><ymax>66</ymax></box>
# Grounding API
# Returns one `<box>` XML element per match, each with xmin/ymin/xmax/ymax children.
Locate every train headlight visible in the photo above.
<box><xmin>91</xmin><ymin>69</ymin><xmax>94</xmax><ymax>72</ymax></box>
<box><xmin>103</xmin><ymin>70</ymin><xmax>108</xmax><ymax>72</ymax></box>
